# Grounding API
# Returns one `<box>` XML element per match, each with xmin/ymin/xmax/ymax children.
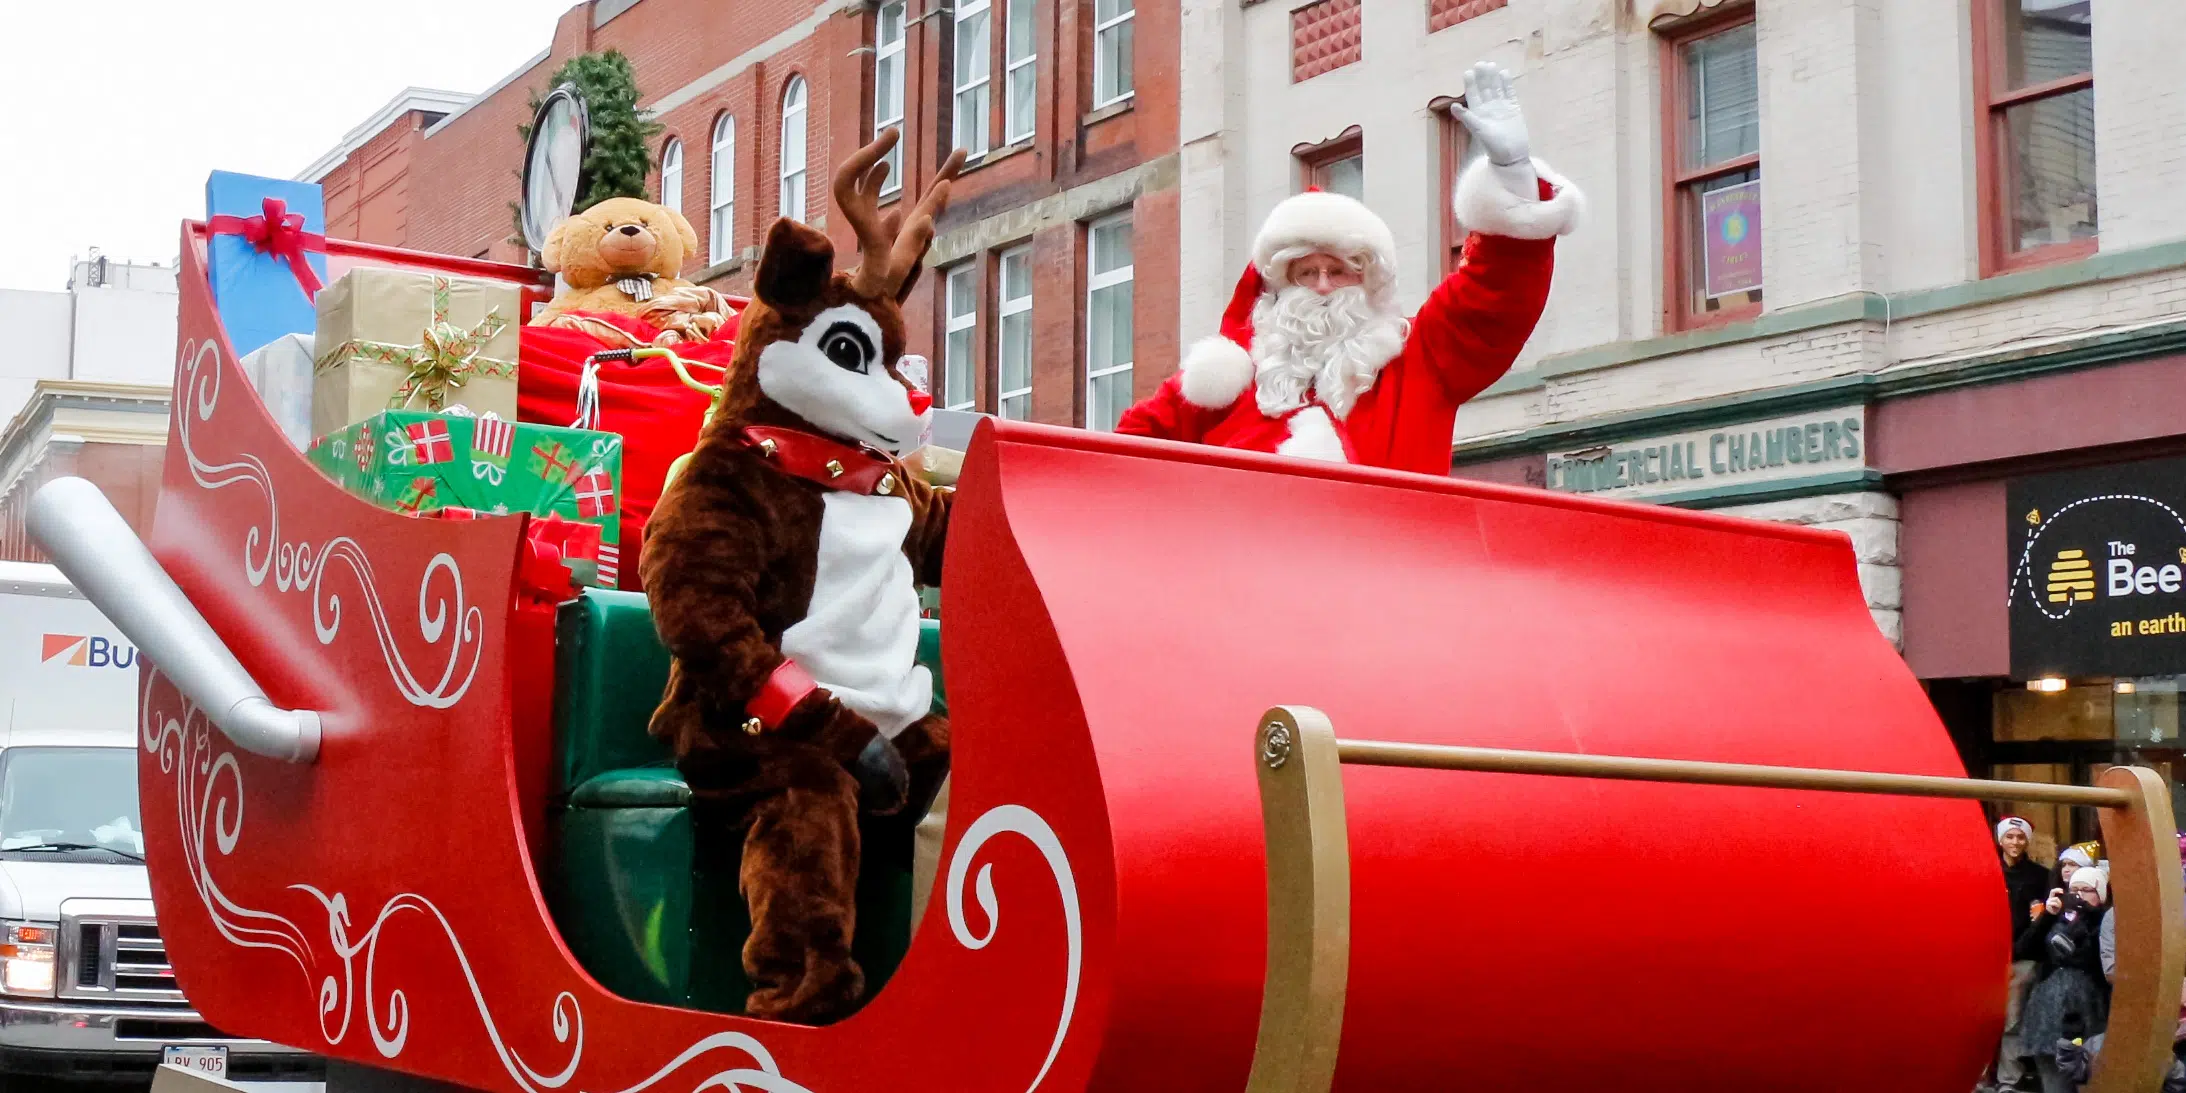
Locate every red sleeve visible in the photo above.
<box><xmin>1404</xmin><ymin>229</ymin><xmax>1557</xmax><ymax>408</ymax></box>
<box><xmin>1114</xmin><ymin>373</ymin><xmax>1226</xmax><ymax>444</ymax></box>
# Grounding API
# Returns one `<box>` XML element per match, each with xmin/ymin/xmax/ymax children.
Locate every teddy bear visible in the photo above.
<box><xmin>531</xmin><ymin>196</ymin><xmax>734</xmax><ymax>347</ymax></box>
<box><xmin>639</xmin><ymin>130</ymin><xmax>964</xmax><ymax>1025</ymax></box>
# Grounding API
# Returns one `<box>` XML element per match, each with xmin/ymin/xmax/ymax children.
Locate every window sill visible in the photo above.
<box><xmin>694</xmin><ymin>250</ymin><xmax>756</xmax><ymax>283</ymax></box>
<box><xmin>1083</xmin><ymin>97</ymin><xmax>1135</xmax><ymax>127</ymax></box>
<box><xmin>1989</xmin><ymin>237</ymin><xmax>2099</xmax><ymax>279</ymax></box>
<box><xmin>1668</xmin><ymin>298</ymin><xmax>1763</xmax><ymax>336</ymax></box>
<box><xmin>955</xmin><ymin>141</ymin><xmax>1034</xmax><ymax>176</ymax></box>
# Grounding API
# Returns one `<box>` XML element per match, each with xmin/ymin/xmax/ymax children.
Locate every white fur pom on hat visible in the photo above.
<box><xmin>1252</xmin><ymin>190</ymin><xmax>1399</xmax><ymax>293</ymax></box>
<box><xmin>1996</xmin><ymin>816</ymin><xmax>2034</xmax><ymax>843</ymax></box>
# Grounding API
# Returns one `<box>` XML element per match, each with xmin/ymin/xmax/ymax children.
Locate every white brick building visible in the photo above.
<box><xmin>1178</xmin><ymin>0</ymin><xmax>2186</xmax><ymax>839</ymax></box>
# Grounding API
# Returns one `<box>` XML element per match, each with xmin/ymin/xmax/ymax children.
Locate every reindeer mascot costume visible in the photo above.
<box><xmin>641</xmin><ymin>132</ymin><xmax>966</xmax><ymax>1025</ymax></box>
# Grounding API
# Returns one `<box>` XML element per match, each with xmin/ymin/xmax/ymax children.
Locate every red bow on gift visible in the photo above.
<box><xmin>208</xmin><ymin>196</ymin><xmax>327</xmax><ymax>300</ymax></box>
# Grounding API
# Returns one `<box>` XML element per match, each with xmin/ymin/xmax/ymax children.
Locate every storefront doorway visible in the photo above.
<box><xmin>1933</xmin><ymin>675</ymin><xmax>2186</xmax><ymax>864</ymax></box>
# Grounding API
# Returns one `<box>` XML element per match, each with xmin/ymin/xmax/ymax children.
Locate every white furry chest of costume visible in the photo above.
<box><xmin>1274</xmin><ymin>403</ymin><xmax>1349</xmax><ymax>463</ymax></box>
<box><xmin>779</xmin><ymin>492</ymin><xmax>932</xmax><ymax>738</ymax></box>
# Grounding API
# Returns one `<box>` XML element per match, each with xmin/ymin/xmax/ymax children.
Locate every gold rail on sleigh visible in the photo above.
<box><xmin>1244</xmin><ymin>705</ymin><xmax>2186</xmax><ymax>1093</ymax></box>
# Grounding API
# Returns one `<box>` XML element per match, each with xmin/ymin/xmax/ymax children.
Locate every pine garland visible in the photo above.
<box><xmin>508</xmin><ymin>49</ymin><xmax>666</xmax><ymax>258</ymax></box>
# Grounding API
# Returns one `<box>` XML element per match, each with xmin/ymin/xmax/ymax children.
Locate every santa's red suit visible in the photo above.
<box><xmin>1116</xmin><ymin>158</ymin><xmax>1584</xmax><ymax>476</ymax></box>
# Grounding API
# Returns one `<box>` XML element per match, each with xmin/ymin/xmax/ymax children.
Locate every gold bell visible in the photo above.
<box><xmin>741</xmin><ymin>717</ymin><xmax>764</xmax><ymax>736</ymax></box>
<box><xmin>759</xmin><ymin>438</ymin><xmax>778</xmax><ymax>456</ymax></box>
<box><xmin>824</xmin><ymin>459</ymin><xmax>845</xmax><ymax>478</ymax></box>
<box><xmin>876</xmin><ymin>473</ymin><xmax>896</xmax><ymax>496</ymax></box>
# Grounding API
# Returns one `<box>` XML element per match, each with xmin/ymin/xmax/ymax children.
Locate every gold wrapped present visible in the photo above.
<box><xmin>311</xmin><ymin>268</ymin><xmax>521</xmax><ymax>437</ymax></box>
<box><xmin>909</xmin><ymin>445</ymin><xmax>964</xmax><ymax>487</ymax></box>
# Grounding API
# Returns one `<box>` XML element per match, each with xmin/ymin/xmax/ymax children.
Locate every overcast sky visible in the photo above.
<box><xmin>1</xmin><ymin>0</ymin><xmax>585</xmax><ymax>292</ymax></box>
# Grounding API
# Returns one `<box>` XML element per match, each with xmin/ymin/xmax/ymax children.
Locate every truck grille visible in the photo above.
<box><xmin>58</xmin><ymin>906</ymin><xmax>184</xmax><ymax>1003</ymax></box>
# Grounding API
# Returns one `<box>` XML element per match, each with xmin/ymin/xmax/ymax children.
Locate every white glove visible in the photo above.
<box><xmin>1449</xmin><ymin>62</ymin><xmax>1539</xmax><ymax>202</ymax></box>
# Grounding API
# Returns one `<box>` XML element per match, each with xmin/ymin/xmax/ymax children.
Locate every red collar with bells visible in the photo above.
<box><xmin>735</xmin><ymin>425</ymin><xmax>909</xmax><ymax>497</ymax></box>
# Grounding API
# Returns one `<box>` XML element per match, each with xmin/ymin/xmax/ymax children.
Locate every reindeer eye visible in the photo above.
<box><xmin>818</xmin><ymin>323</ymin><xmax>876</xmax><ymax>373</ymax></box>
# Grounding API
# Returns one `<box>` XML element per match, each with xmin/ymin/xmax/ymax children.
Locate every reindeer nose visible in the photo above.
<box><xmin>618</xmin><ymin>224</ymin><xmax>642</xmax><ymax>236</ymax></box>
<box><xmin>906</xmin><ymin>388</ymin><xmax>933</xmax><ymax>416</ymax></box>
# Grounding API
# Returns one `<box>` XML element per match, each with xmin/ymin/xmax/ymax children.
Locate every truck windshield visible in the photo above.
<box><xmin>0</xmin><ymin>747</ymin><xmax>143</xmax><ymax>861</ymax></box>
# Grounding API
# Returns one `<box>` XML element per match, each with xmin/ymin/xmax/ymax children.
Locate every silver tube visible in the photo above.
<box><xmin>25</xmin><ymin>477</ymin><xmax>321</xmax><ymax>764</ymax></box>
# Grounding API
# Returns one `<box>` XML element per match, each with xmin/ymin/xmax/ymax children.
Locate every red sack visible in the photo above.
<box><xmin>516</xmin><ymin>311</ymin><xmax>741</xmax><ymax>590</ymax></box>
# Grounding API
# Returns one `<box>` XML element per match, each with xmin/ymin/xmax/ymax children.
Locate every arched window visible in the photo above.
<box><xmin>780</xmin><ymin>76</ymin><xmax>809</xmax><ymax>222</ymax></box>
<box><xmin>659</xmin><ymin>138</ymin><xmax>683</xmax><ymax>214</ymax></box>
<box><xmin>709</xmin><ymin>115</ymin><xmax>736</xmax><ymax>265</ymax></box>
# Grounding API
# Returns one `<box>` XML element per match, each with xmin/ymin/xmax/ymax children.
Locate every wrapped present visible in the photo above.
<box><xmin>908</xmin><ymin>445</ymin><xmax>963</xmax><ymax>486</ymax></box>
<box><xmin>307</xmin><ymin>409</ymin><xmax>625</xmax><ymax>587</ymax></box>
<box><xmin>206</xmin><ymin>171</ymin><xmax>329</xmax><ymax>359</ymax></box>
<box><xmin>311</xmin><ymin>268</ymin><xmax>521</xmax><ymax>437</ymax></box>
<box><xmin>239</xmin><ymin>332</ymin><xmax>316</xmax><ymax>450</ymax></box>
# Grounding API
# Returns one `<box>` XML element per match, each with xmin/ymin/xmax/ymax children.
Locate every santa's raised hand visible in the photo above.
<box><xmin>1450</xmin><ymin>62</ymin><xmax>1539</xmax><ymax>202</ymax></box>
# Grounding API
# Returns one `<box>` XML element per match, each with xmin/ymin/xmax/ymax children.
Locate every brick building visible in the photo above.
<box><xmin>302</xmin><ymin>0</ymin><xmax>1179</xmax><ymax>431</ymax></box>
<box><xmin>1180</xmin><ymin>0</ymin><xmax>2186</xmax><ymax>850</ymax></box>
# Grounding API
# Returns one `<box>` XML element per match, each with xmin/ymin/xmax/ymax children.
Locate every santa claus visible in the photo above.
<box><xmin>1115</xmin><ymin>62</ymin><xmax>1583</xmax><ymax>476</ymax></box>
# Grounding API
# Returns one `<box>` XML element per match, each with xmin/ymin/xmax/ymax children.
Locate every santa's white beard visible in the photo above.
<box><xmin>1250</xmin><ymin>285</ymin><xmax>1408</xmax><ymax>419</ymax></box>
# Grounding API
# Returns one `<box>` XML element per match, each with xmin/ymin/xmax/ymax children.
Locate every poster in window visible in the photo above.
<box><xmin>2007</xmin><ymin>455</ymin><xmax>2186</xmax><ymax>680</ymax></box>
<box><xmin>1702</xmin><ymin>180</ymin><xmax>1762</xmax><ymax>299</ymax></box>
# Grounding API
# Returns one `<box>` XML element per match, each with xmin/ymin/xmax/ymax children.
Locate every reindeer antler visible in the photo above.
<box><xmin>835</xmin><ymin>128</ymin><xmax>968</xmax><ymax>298</ymax></box>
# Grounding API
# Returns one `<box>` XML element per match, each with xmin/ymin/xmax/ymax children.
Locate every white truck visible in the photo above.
<box><xmin>0</xmin><ymin>560</ymin><xmax>321</xmax><ymax>1088</ymax></box>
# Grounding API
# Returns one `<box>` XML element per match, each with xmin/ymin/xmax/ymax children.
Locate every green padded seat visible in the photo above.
<box><xmin>544</xmin><ymin>589</ymin><xmax>941</xmax><ymax>1016</ymax></box>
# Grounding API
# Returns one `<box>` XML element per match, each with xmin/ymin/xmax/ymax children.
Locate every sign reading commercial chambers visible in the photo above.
<box><xmin>1544</xmin><ymin>406</ymin><xmax>1866</xmax><ymax>502</ymax></box>
<box><xmin>2008</xmin><ymin>455</ymin><xmax>2186</xmax><ymax>679</ymax></box>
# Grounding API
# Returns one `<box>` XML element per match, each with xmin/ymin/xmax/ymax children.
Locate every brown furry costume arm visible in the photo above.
<box><xmin>641</xmin><ymin>460</ymin><xmax>887</xmax><ymax>768</ymax></box>
<box><xmin>639</xmin><ymin>465</ymin><xmax>783</xmax><ymax>713</ymax></box>
<box><xmin>898</xmin><ymin>475</ymin><xmax>952</xmax><ymax>588</ymax></box>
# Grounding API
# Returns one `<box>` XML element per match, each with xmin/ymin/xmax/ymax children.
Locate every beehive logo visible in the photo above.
<box><xmin>2046</xmin><ymin>549</ymin><xmax>2097</xmax><ymax>604</ymax></box>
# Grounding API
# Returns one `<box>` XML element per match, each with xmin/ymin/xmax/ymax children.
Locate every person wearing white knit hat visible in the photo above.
<box><xmin>1987</xmin><ymin>816</ymin><xmax>2051</xmax><ymax>1092</ymax></box>
<box><xmin>1115</xmin><ymin>61</ymin><xmax>1584</xmax><ymax>476</ymax></box>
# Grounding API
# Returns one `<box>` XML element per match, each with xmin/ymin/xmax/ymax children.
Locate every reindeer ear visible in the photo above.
<box><xmin>896</xmin><ymin>261</ymin><xmax>924</xmax><ymax>303</ymax></box>
<box><xmin>755</xmin><ymin>218</ymin><xmax>835</xmax><ymax>313</ymax></box>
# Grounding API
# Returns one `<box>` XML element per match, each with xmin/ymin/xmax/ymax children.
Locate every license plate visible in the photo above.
<box><xmin>162</xmin><ymin>1044</ymin><xmax>229</xmax><ymax>1078</ymax></box>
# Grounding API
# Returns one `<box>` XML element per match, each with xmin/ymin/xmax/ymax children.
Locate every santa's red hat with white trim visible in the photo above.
<box><xmin>1177</xmin><ymin>160</ymin><xmax>1584</xmax><ymax>410</ymax></box>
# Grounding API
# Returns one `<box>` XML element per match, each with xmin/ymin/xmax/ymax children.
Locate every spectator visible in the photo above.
<box><xmin>2019</xmin><ymin>866</ymin><xmax>2111</xmax><ymax>1093</ymax></box>
<box><xmin>1990</xmin><ymin>817</ymin><xmax>2053</xmax><ymax>1092</ymax></box>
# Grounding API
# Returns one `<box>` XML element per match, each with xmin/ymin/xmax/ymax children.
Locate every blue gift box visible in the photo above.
<box><xmin>205</xmin><ymin>171</ymin><xmax>329</xmax><ymax>359</ymax></box>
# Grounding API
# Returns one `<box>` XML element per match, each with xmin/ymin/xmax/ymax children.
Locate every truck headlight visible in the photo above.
<box><xmin>0</xmin><ymin>922</ymin><xmax>58</xmax><ymax>996</ymax></box>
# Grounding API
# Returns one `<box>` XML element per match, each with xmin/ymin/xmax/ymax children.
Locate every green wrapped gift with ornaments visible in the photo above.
<box><xmin>307</xmin><ymin>408</ymin><xmax>625</xmax><ymax>587</ymax></box>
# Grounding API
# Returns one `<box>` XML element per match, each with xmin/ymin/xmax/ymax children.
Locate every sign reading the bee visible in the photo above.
<box><xmin>2008</xmin><ymin>455</ymin><xmax>2186</xmax><ymax>680</ymax></box>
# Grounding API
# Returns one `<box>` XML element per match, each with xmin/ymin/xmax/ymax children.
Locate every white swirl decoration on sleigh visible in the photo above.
<box><xmin>145</xmin><ymin>665</ymin><xmax>1084</xmax><ymax>1093</ymax></box>
<box><xmin>174</xmin><ymin>337</ymin><xmax>482</xmax><ymax>708</ymax></box>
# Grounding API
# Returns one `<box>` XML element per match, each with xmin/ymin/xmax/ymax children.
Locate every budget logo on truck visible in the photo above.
<box><xmin>39</xmin><ymin>632</ymin><xmax>138</xmax><ymax>669</ymax></box>
<box><xmin>2009</xmin><ymin>455</ymin><xmax>2186</xmax><ymax>680</ymax></box>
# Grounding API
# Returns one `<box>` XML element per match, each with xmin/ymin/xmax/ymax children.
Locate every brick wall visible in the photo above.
<box><xmin>321</xmin><ymin>112</ymin><xmax>434</xmax><ymax>248</ymax></box>
<box><xmin>0</xmin><ymin>442</ymin><xmax>164</xmax><ymax>565</ymax></box>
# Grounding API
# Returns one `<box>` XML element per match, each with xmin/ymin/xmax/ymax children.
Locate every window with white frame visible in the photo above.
<box><xmin>996</xmin><ymin>245</ymin><xmax>1033</xmax><ymax>419</ymax></box>
<box><xmin>780</xmin><ymin>77</ymin><xmax>809</xmax><ymax>221</ymax></box>
<box><xmin>875</xmin><ymin>0</ymin><xmax>908</xmax><ymax>193</ymax></box>
<box><xmin>708</xmin><ymin>116</ymin><xmax>735</xmax><ymax>265</ymax></box>
<box><xmin>954</xmin><ymin>0</ymin><xmax>993</xmax><ymax>157</ymax></box>
<box><xmin>943</xmin><ymin>264</ymin><xmax>979</xmax><ymax>411</ymax></box>
<box><xmin>1093</xmin><ymin>0</ymin><xmax>1134</xmax><ymax>108</ymax></box>
<box><xmin>659</xmin><ymin>138</ymin><xmax>683</xmax><ymax>214</ymax></box>
<box><xmin>1004</xmin><ymin>0</ymin><xmax>1036</xmax><ymax>144</ymax></box>
<box><xmin>1085</xmin><ymin>215</ymin><xmax>1133</xmax><ymax>431</ymax></box>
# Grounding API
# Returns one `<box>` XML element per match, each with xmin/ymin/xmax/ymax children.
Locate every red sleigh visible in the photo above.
<box><xmin>24</xmin><ymin>216</ymin><xmax>2186</xmax><ymax>1093</ymax></box>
